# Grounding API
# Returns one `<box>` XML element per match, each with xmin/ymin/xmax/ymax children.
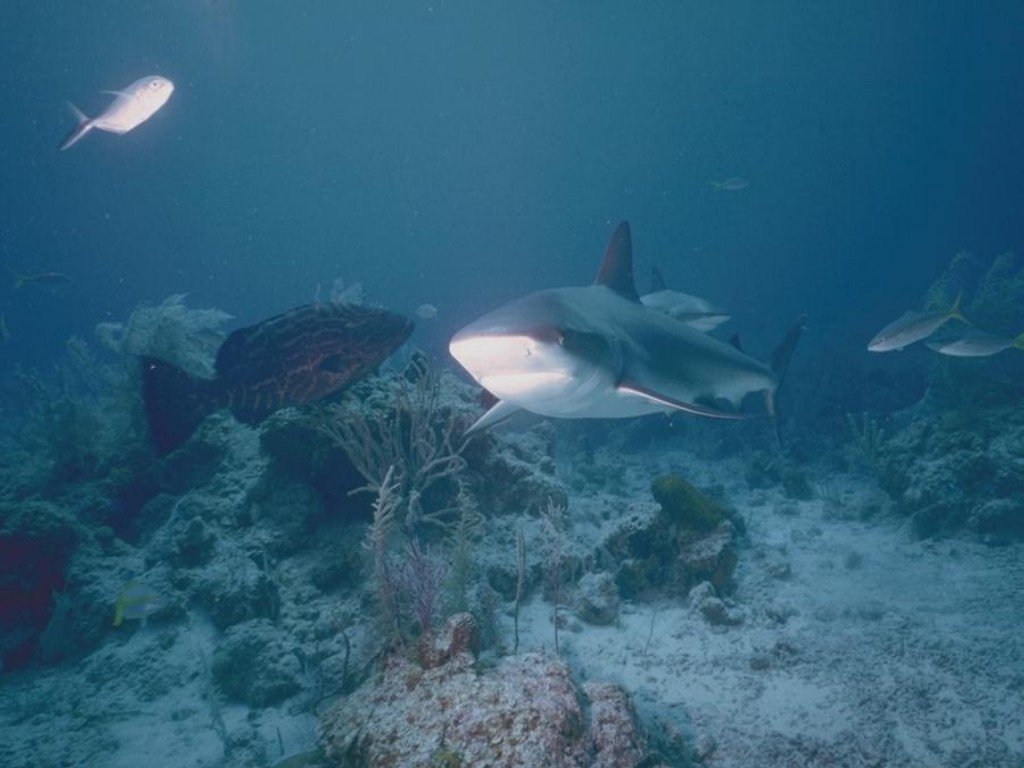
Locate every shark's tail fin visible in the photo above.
<box><xmin>769</xmin><ymin>314</ymin><xmax>807</xmax><ymax>385</ymax></box>
<box><xmin>763</xmin><ymin>314</ymin><xmax>807</xmax><ymax>445</ymax></box>
<box><xmin>141</xmin><ymin>357</ymin><xmax>220</xmax><ymax>454</ymax></box>
<box><xmin>60</xmin><ymin>102</ymin><xmax>93</xmax><ymax>151</ymax></box>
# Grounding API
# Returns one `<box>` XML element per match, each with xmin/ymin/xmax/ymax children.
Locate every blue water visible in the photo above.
<box><xmin>2</xmin><ymin>2</ymin><xmax>1022</xmax><ymax>371</ymax></box>
<box><xmin>2</xmin><ymin>5</ymin><xmax>1024</xmax><ymax>766</ymax></box>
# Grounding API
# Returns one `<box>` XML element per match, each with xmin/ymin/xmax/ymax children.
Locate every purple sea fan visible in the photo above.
<box><xmin>397</xmin><ymin>539</ymin><xmax>448</xmax><ymax>640</ymax></box>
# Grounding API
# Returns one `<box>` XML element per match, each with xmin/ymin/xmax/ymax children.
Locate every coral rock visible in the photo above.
<box><xmin>319</xmin><ymin>652</ymin><xmax>654</xmax><ymax>768</ymax></box>
<box><xmin>420</xmin><ymin>611</ymin><xmax>479</xmax><ymax>669</ymax></box>
<box><xmin>583</xmin><ymin>681</ymin><xmax>648</xmax><ymax>768</ymax></box>
<box><xmin>574</xmin><ymin>571</ymin><xmax>620</xmax><ymax>626</ymax></box>
<box><xmin>212</xmin><ymin>619</ymin><xmax>302</xmax><ymax>706</ymax></box>
<box><xmin>651</xmin><ymin>474</ymin><xmax>728</xmax><ymax>531</ymax></box>
<box><xmin>677</xmin><ymin>521</ymin><xmax>739</xmax><ymax>593</ymax></box>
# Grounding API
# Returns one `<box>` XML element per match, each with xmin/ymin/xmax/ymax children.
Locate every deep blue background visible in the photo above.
<box><xmin>1</xmin><ymin>1</ymin><xmax>1022</xmax><ymax>375</ymax></box>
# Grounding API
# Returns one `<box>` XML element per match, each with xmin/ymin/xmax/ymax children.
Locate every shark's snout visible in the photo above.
<box><xmin>449</xmin><ymin>332</ymin><xmax>573</xmax><ymax>402</ymax></box>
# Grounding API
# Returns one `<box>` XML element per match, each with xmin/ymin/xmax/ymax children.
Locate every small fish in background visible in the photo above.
<box><xmin>926</xmin><ymin>327</ymin><xmax>1024</xmax><ymax>358</ymax></box>
<box><xmin>710</xmin><ymin>177</ymin><xmax>749</xmax><ymax>191</ymax></box>
<box><xmin>7</xmin><ymin>268</ymin><xmax>72</xmax><ymax>291</ymax></box>
<box><xmin>868</xmin><ymin>293</ymin><xmax>967</xmax><ymax>352</ymax></box>
<box><xmin>416</xmin><ymin>303</ymin><xmax>438</xmax><ymax>320</ymax></box>
<box><xmin>0</xmin><ymin>314</ymin><xmax>8</xmax><ymax>344</ymax></box>
<box><xmin>60</xmin><ymin>75</ymin><xmax>174</xmax><ymax>151</ymax></box>
<box><xmin>640</xmin><ymin>266</ymin><xmax>730</xmax><ymax>331</ymax></box>
<box><xmin>113</xmin><ymin>582</ymin><xmax>166</xmax><ymax>628</ymax></box>
<box><xmin>330</xmin><ymin>277</ymin><xmax>364</xmax><ymax>306</ymax></box>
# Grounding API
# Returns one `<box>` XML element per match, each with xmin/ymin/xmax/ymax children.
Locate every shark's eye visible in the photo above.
<box><xmin>150</xmin><ymin>79</ymin><xmax>162</xmax><ymax>89</ymax></box>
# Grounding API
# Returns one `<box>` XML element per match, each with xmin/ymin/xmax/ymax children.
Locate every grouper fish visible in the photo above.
<box><xmin>142</xmin><ymin>302</ymin><xmax>413</xmax><ymax>453</ymax></box>
<box><xmin>449</xmin><ymin>221</ymin><xmax>804</xmax><ymax>436</ymax></box>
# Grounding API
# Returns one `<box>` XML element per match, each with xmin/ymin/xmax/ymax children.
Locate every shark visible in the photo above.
<box><xmin>449</xmin><ymin>221</ymin><xmax>804</xmax><ymax>436</ymax></box>
<box><xmin>640</xmin><ymin>265</ymin><xmax>730</xmax><ymax>331</ymax></box>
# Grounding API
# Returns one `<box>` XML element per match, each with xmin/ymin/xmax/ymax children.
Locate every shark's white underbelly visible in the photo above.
<box><xmin>525</xmin><ymin>385</ymin><xmax>666</xmax><ymax>419</ymax></box>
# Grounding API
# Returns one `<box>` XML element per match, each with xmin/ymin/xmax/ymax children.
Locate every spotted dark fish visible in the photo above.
<box><xmin>142</xmin><ymin>302</ymin><xmax>413</xmax><ymax>453</ymax></box>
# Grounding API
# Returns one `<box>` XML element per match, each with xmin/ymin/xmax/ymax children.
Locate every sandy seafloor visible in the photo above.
<box><xmin>1</xmin><ymin>435</ymin><xmax>1021</xmax><ymax>768</ymax></box>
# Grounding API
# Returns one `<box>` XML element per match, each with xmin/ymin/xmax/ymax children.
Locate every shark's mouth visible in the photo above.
<box><xmin>480</xmin><ymin>372</ymin><xmax>570</xmax><ymax>398</ymax></box>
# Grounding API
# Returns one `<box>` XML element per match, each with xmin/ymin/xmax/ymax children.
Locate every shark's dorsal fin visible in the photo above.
<box><xmin>595</xmin><ymin>221</ymin><xmax>640</xmax><ymax>302</ymax></box>
<box><xmin>650</xmin><ymin>266</ymin><xmax>667</xmax><ymax>293</ymax></box>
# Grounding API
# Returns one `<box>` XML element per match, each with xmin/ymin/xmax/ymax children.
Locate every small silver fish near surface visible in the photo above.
<box><xmin>926</xmin><ymin>327</ymin><xmax>1024</xmax><ymax>358</ymax></box>
<box><xmin>416</xmin><ymin>303</ymin><xmax>438</xmax><ymax>319</ymax></box>
<box><xmin>710</xmin><ymin>177</ymin><xmax>749</xmax><ymax>191</ymax></box>
<box><xmin>868</xmin><ymin>293</ymin><xmax>967</xmax><ymax>352</ymax></box>
<box><xmin>61</xmin><ymin>75</ymin><xmax>174</xmax><ymax>151</ymax></box>
<box><xmin>7</xmin><ymin>267</ymin><xmax>72</xmax><ymax>290</ymax></box>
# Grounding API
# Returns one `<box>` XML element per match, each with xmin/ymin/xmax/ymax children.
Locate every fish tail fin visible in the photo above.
<box><xmin>765</xmin><ymin>314</ymin><xmax>807</xmax><ymax>446</ymax></box>
<box><xmin>949</xmin><ymin>291</ymin><xmax>969</xmax><ymax>324</ymax></box>
<box><xmin>1013</xmin><ymin>332</ymin><xmax>1024</xmax><ymax>351</ymax></box>
<box><xmin>141</xmin><ymin>357</ymin><xmax>219</xmax><ymax>454</ymax></box>
<box><xmin>59</xmin><ymin>102</ymin><xmax>93</xmax><ymax>151</ymax></box>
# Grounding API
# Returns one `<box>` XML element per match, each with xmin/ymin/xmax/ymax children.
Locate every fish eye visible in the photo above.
<box><xmin>150</xmin><ymin>79</ymin><xmax>162</xmax><ymax>89</ymax></box>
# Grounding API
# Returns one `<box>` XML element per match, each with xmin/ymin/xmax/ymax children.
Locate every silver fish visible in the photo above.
<box><xmin>449</xmin><ymin>221</ymin><xmax>804</xmax><ymax>436</ymax></box>
<box><xmin>710</xmin><ymin>177</ymin><xmax>749</xmax><ymax>191</ymax></box>
<box><xmin>61</xmin><ymin>75</ymin><xmax>174</xmax><ymax>151</ymax></box>
<box><xmin>416</xmin><ymin>303</ymin><xmax>439</xmax><ymax>320</ymax></box>
<box><xmin>926</xmin><ymin>328</ymin><xmax>1024</xmax><ymax>358</ymax></box>
<box><xmin>868</xmin><ymin>294</ymin><xmax>967</xmax><ymax>352</ymax></box>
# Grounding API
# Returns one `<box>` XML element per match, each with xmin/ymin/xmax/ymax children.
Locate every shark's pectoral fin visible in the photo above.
<box><xmin>465</xmin><ymin>399</ymin><xmax>522</xmax><ymax>436</ymax></box>
<box><xmin>617</xmin><ymin>381</ymin><xmax>749</xmax><ymax>420</ymax></box>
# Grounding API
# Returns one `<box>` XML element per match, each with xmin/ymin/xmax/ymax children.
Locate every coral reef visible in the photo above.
<box><xmin>602</xmin><ymin>479</ymin><xmax>740</xmax><ymax>600</ymax></box>
<box><xmin>212</xmin><ymin>619</ymin><xmax>303</xmax><ymax>707</ymax></box>
<box><xmin>318</xmin><ymin>627</ymin><xmax>660</xmax><ymax>768</ymax></box>
<box><xmin>2</xmin><ymin>284</ymin><xmax>1022</xmax><ymax>767</ymax></box>
<box><xmin>924</xmin><ymin>251</ymin><xmax>1024</xmax><ymax>409</ymax></box>
<box><xmin>651</xmin><ymin>473</ymin><xmax>729</xmax><ymax>531</ymax></box>
<box><xmin>878</xmin><ymin>405</ymin><xmax>1024</xmax><ymax>540</ymax></box>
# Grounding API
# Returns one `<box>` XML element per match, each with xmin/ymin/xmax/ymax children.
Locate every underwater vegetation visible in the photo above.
<box><xmin>1</xmin><ymin>230</ymin><xmax>1023</xmax><ymax>768</ymax></box>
